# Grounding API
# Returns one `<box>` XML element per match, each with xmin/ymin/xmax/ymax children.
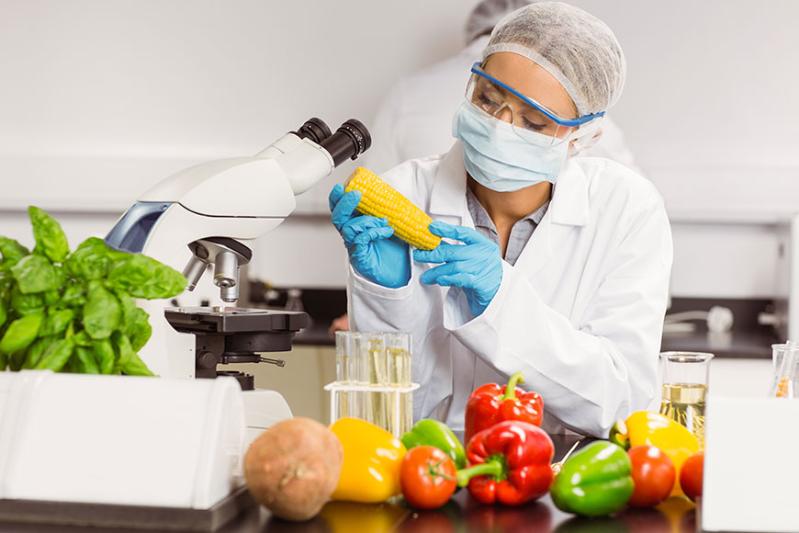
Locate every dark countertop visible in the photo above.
<box><xmin>293</xmin><ymin>323</ymin><xmax>335</xmax><ymax>347</ymax></box>
<box><xmin>296</xmin><ymin>320</ymin><xmax>779</xmax><ymax>360</ymax></box>
<box><xmin>661</xmin><ymin>330</ymin><xmax>777</xmax><ymax>359</ymax></box>
<box><xmin>224</xmin><ymin>493</ymin><xmax>696</xmax><ymax>533</ymax></box>
<box><xmin>278</xmin><ymin>292</ymin><xmax>781</xmax><ymax>359</ymax></box>
<box><xmin>0</xmin><ymin>436</ymin><xmax>697</xmax><ymax>533</ymax></box>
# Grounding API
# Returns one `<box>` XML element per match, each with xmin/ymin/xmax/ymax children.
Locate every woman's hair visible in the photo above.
<box><xmin>484</xmin><ymin>1</ymin><xmax>626</xmax><ymax>115</ymax></box>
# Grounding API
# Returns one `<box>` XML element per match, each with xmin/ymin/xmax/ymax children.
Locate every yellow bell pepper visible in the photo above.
<box><xmin>609</xmin><ymin>411</ymin><xmax>699</xmax><ymax>497</ymax></box>
<box><xmin>330</xmin><ymin>417</ymin><xmax>406</xmax><ymax>503</ymax></box>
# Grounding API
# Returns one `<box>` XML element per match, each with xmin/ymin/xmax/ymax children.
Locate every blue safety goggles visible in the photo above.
<box><xmin>468</xmin><ymin>62</ymin><xmax>604</xmax><ymax>128</ymax></box>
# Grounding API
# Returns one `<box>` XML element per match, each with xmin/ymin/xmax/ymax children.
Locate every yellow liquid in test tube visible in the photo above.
<box><xmin>659</xmin><ymin>383</ymin><xmax>707</xmax><ymax>448</ymax></box>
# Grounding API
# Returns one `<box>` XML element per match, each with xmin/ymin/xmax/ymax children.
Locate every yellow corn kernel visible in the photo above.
<box><xmin>344</xmin><ymin>167</ymin><xmax>441</xmax><ymax>250</ymax></box>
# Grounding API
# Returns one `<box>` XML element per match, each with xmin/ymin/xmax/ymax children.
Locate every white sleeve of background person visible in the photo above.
<box><xmin>442</xmin><ymin>200</ymin><xmax>673</xmax><ymax>437</ymax></box>
<box><xmin>360</xmin><ymin>81</ymin><xmax>405</xmax><ymax>173</ymax></box>
<box><xmin>583</xmin><ymin>116</ymin><xmax>643</xmax><ymax>175</ymax></box>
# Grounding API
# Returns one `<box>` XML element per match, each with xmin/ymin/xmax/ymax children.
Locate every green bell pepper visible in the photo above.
<box><xmin>401</xmin><ymin>419</ymin><xmax>466</xmax><ymax>469</ymax></box>
<box><xmin>550</xmin><ymin>441</ymin><xmax>633</xmax><ymax>517</ymax></box>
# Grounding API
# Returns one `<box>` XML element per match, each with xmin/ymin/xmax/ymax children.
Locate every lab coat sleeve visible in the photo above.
<box><xmin>443</xmin><ymin>203</ymin><xmax>673</xmax><ymax>438</ymax></box>
<box><xmin>348</xmin><ymin>258</ymin><xmax>450</xmax><ymax>420</ymax></box>
<box><xmin>347</xmin><ymin>264</ymin><xmax>417</xmax><ymax>331</ymax></box>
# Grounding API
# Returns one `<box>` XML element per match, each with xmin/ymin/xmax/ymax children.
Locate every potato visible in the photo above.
<box><xmin>244</xmin><ymin>417</ymin><xmax>343</xmax><ymax>521</ymax></box>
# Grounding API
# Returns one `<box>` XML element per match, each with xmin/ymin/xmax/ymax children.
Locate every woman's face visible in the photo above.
<box><xmin>474</xmin><ymin>52</ymin><xmax>578</xmax><ymax>139</ymax></box>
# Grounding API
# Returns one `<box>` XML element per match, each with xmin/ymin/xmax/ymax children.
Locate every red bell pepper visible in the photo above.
<box><xmin>456</xmin><ymin>420</ymin><xmax>554</xmax><ymax>506</ymax></box>
<box><xmin>465</xmin><ymin>371</ymin><xmax>544</xmax><ymax>443</ymax></box>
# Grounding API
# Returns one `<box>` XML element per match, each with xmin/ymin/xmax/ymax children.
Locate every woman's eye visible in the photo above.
<box><xmin>478</xmin><ymin>93</ymin><xmax>500</xmax><ymax>110</ymax></box>
<box><xmin>522</xmin><ymin>116</ymin><xmax>547</xmax><ymax>132</ymax></box>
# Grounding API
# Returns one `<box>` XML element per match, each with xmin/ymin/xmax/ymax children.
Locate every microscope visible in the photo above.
<box><xmin>104</xmin><ymin>118</ymin><xmax>369</xmax><ymax>427</ymax></box>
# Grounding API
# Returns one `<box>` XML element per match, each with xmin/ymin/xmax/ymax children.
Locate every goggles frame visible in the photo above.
<box><xmin>470</xmin><ymin>62</ymin><xmax>605</xmax><ymax>128</ymax></box>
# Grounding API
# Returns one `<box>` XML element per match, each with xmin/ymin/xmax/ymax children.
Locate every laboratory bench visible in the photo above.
<box><xmin>0</xmin><ymin>436</ymin><xmax>698</xmax><ymax>533</ymax></box>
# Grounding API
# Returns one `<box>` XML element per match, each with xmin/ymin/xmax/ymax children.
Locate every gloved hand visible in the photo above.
<box><xmin>413</xmin><ymin>221</ymin><xmax>502</xmax><ymax>317</ymax></box>
<box><xmin>329</xmin><ymin>184</ymin><xmax>410</xmax><ymax>289</ymax></box>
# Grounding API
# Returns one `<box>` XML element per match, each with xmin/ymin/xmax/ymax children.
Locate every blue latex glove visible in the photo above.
<box><xmin>329</xmin><ymin>184</ymin><xmax>410</xmax><ymax>289</ymax></box>
<box><xmin>413</xmin><ymin>221</ymin><xmax>502</xmax><ymax>317</ymax></box>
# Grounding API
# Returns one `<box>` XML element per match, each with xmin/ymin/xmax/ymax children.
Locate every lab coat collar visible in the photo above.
<box><xmin>429</xmin><ymin>142</ymin><xmax>471</xmax><ymax>226</ymax></box>
<box><xmin>429</xmin><ymin>141</ymin><xmax>590</xmax><ymax>228</ymax></box>
<box><xmin>548</xmin><ymin>159</ymin><xmax>590</xmax><ymax>227</ymax></box>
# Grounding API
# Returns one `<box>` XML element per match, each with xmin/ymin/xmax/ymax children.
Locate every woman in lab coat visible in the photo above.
<box><xmin>329</xmin><ymin>2</ymin><xmax>672</xmax><ymax>438</ymax></box>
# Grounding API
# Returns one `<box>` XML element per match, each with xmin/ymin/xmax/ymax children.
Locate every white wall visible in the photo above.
<box><xmin>1</xmin><ymin>0</ymin><xmax>797</xmax><ymax>295</ymax></box>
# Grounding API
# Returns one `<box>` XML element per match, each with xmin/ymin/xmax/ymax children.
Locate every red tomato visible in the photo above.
<box><xmin>400</xmin><ymin>446</ymin><xmax>457</xmax><ymax>510</ymax></box>
<box><xmin>680</xmin><ymin>452</ymin><xmax>704</xmax><ymax>501</ymax></box>
<box><xmin>628</xmin><ymin>445</ymin><xmax>676</xmax><ymax>507</ymax></box>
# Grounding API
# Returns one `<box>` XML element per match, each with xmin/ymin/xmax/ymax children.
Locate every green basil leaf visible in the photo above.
<box><xmin>23</xmin><ymin>336</ymin><xmax>56</xmax><ymax>369</ymax></box>
<box><xmin>0</xmin><ymin>270</ymin><xmax>12</xmax><ymax>293</ymax></box>
<box><xmin>107</xmin><ymin>254</ymin><xmax>187</xmax><ymax>300</ymax></box>
<box><xmin>44</xmin><ymin>289</ymin><xmax>61</xmax><ymax>305</ymax></box>
<box><xmin>8</xmin><ymin>350</ymin><xmax>26</xmax><ymax>371</ymax></box>
<box><xmin>82</xmin><ymin>283</ymin><xmax>121</xmax><ymax>339</ymax></box>
<box><xmin>0</xmin><ymin>298</ymin><xmax>6</xmax><ymax>329</ymax></box>
<box><xmin>40</xmin><ymin>308</ymin><xmax>75</xmax><ymax>337</ymax></box>
<box><xmin>0</xmin><ymin>312</ymin><xmax>44</xmax><ymax>354</ymax></box>
<box><xmin>0</xmin><ymin>237</ymin><xmax>30</xmax><ymax>266</ymax></box>
<box><xmin>126</xmin><ymin>308</ymin><xmax>152</xmax><ymax>352</ymax></box>
<box><xmin>113</xmin><ymin>331</ymin><xmax>135</xmax><ymax>367</ymax></box>
<box><xmin>72</xmin><ymin>330</ymin><xmax>92</xmax><ymax>347</ymax></box>
<box><xmin>60</xmin><ymin>281</ymin><xmax>86</xmax><ymax>308</ymax></box>
<box><xmin>28</xmin><ymin>206</ymin><xmax>69</xmax><ymax>263</ymax></box>
<box><xmin>120</xmin><ymin>352</ymin><xmax>155</xmax><ymax>377</ymax></box>
<box><xmin>117</xmin><ymin>292</ymin><xmax>137</xmax><ymax>325</ymax></box>
<box><xmin>66</xmin><ymin>237</ymin><xmax>111</xmax><ymax>280</ymax></box>
<box><xmin>11</xmin><ymin>287</ymin><xmax>44</xmax><ymax>315</ymax></box>
<box><xmin>73</xmin><ymin>346</ymin><xmax>100</xmax><ymax>374</ymax></box>
<box><xmin>10</xmin><ymin>254</ymin><xmax>59</xmax><ymax>294</ymax></box>
<box><xmin>92</xmin><ymin>339</ymin><xmax>116</xmax><ymax>375</ymax></box>
<box><xmin>34</xmin><ymin>337</ymin><xmax>74</xmax><ymax>371</ymax></box>
<box><xmin>116</xmin><ymin>292</ymin><xmax>152</xmax><ymax>352</ymax></box>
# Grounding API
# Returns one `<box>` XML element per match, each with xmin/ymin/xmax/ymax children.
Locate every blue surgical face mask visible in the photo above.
<box><xmin>452</xmin><ymin>101</ymin><xmax>569</xmax><ymax>192</ymax></box>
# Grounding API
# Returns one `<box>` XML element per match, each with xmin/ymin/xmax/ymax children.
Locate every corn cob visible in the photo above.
<box><xmin>344</xmin><ymin>167</ymin><xmax>441</xmax><ymax>250</ymax></box>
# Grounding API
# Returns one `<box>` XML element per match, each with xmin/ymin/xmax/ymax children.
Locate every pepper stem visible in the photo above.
<box><xmin>502</xmin><ymin>372</ymin><xmax>525</xmax><ymax>401</ymax></box>
<box><xmin>456</xmin><ymin>459</ymin><xmax>504</xmax><ymax>488</ymax></box>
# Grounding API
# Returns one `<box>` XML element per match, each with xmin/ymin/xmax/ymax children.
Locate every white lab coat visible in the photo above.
<box><xmin>363</xmin><ymin>36</ymin><xmax>641</xmax><ymax>174</ymax></box>
<box><xmin>348</xmin><ymin>142</ymin><xmax>672</xmax><ymax>437</ymax></box>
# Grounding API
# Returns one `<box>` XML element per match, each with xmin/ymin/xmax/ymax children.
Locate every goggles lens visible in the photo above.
<box><xmin>465</xmin><ymin>63</ymin><xmax>604</xmax><ymax>147</ymax></box>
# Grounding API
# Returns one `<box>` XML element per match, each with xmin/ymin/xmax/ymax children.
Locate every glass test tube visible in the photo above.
<box><xmin>659</xmin><ymin>351</ymin><xmax>713</xmax><ymax>448</ymax></box>
<box><xmin>770</xmin><ymin>342</ymin><xmax>799</xmax><ymax>399</ymax></box>
<box><xmin>365</xmin><ymin>333</ymin><xmax>388</xmax><ymax>431</ymax></box>
<box><xmin>386</xmin><ymin>332</ymin><xmax>412</xmax><ymax>436</ymax></box>
<box><xmin>334</xmin><ymin>331</ymin><xmax>353</xmax><ymax>419</ymax></box>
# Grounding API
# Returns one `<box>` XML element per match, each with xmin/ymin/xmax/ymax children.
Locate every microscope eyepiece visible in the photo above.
<box><xmin>294</xmin><ymin>117</ymin><xmax>332</xmax><ymax>144</ymax></box>
<box><xmin>320</xmin><ymin>119</ymin><xmax>372</xmax><ymax>167</ymax></box>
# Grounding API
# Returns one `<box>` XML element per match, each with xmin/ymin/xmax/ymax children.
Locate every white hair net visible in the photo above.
<box><xmin>483</xmin><ymin>1</ymin><xmax>626</xmax><ymax>115</ymax></box>
<box><xmin>465</xmin><ymin>0</ymin><xmax>533</xmax><ymax>44</ymax></box>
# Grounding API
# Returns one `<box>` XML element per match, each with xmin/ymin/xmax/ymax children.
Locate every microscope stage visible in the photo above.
<box><xmin>164</xmin><ymin>307</ymin><xmax>309</xmax><ymax>335</ymax></box>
